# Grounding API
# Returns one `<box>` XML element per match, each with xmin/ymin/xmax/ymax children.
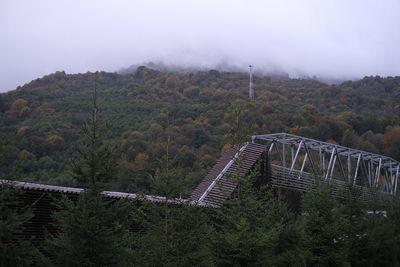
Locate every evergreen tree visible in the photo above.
<box><xmin>130</xmin><ymin>200</ymin><xmax>215</xmax><ymax>267</ymax></box>
<box><xmin>0</xmin><ymin>142</ymin><xmax>37</xmax><ymax>266</ymax></box>
<box><xmin>130</xmin><ymin>134</ymin><xmax>215</xmax><ymax>266</ymax></box>
<box><xmin>211</xmin><ymin>105</ymin><xmax>304</xmax><ymax>266</ymax></box>
<box><xmin>335</xmin><ymin>185</ymin><xmax>366</xmax><ymax>266</ymax></box>
<box><xmin>385</xmin><ymin>197</ymin><xmax>400</xmax><ymax>265</ymax></box>
<box><xmin>212</xmin><ymin>172</ymin><xmax>304</xmax><ymax>266</ymax></box>
<box><xmin>301</xmin><ymin>183</ymin><xmax>348</xmax><ymax>266</ymax></box>
<box><xmin>0</xmin><ymin>181</ymin><xmax>37</xmax><ymax>267</ymax></box>
<box><xmin>352</xmin><ymin>193</ymin><xmax>400</xmax><ymax>266</ymax></box>
<box><xmin>43</xmin><ymin>193</ymin><xmax>132</xmax><ymax>267</ymax></box>
<box><xmin>70</xmin><ymin>76</ymin><xmax>115</xmax><ymax>191</ymax></box>
<box><xmin>43</xmin><ymin>73</ymin><xmax>133</xmax><ymax>266</ymax></box>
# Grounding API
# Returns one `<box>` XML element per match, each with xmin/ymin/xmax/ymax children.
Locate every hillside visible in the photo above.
<box><xmin>0</xmin><ymin>67</ymin><xmax>399</xmax><ymax>195</ymax></box>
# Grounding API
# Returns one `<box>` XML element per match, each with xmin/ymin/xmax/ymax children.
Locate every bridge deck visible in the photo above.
<box><xmin>191</xmin><ymin>143</ymin><xmax>265</xmax><ymax>207</ymax></box>
<box><xmin>191</xmin><ymin>133</ymin><xmax>398</xmax><ymax>207</ymax></box>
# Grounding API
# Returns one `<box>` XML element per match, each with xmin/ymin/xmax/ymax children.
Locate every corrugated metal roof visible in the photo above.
<box><xmin>3</xmin><ymin>142</ymin><xmax>266</xmax><ymax>208</ymax></box>
<box><xmin>191</xmin><ymin>142</ymin><xmax>265</xmax><ymax>207</ymax></box>
<box><xmin>190</xmin><ymin>147</ymin><xmax>237</xmax><ymax>201</ymax></box>
<box><xmin>1</xmin><ymin>180</ymin><xmax>185</xmax><ymax>205</ymax></box>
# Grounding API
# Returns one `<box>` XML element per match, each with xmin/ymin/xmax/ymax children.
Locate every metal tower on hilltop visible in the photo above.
<box><xmin>249</xmin><ymin>65</ymin><xmax>254</xmax><ymax>100</ymax></box>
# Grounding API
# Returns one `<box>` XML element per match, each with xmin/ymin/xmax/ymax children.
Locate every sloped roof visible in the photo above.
<box><xmin>191</xmin><ymin>142</ymin><xmax>265</xmax><ymax>207</ymax></box>
<box><xmin>1</xmin><ymin>180</ymin><xmax>184</xmax><ymax>205</ymax></box>
<box><xmin>3</xmin><ymin>142</ymin><xmax>266</xmax><ymax>208</ymax></box>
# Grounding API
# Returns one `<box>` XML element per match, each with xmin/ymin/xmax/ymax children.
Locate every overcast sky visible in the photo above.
<box><xmin>1</xmin><ymin>0</ymin><xmax>400</xmax><ymax>92</ymax></box>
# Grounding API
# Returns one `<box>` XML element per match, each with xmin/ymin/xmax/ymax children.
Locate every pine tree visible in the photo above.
<box><xmin>0</xmin><ymin>181</ymin><xmax>37</xmax><ymax>267</ymax></box>
<box><xmin>333</xmin><ymin>184</ymin><xmax>367</xmax><ymax>266</ymax></box>
<box><xmin>211</xmin><ymin>105</ymin><xmax>304</xmax><ymax>266</ymax></box>
<box><xmin>130</xmin><ymin>199</ymin><xmax>215</xmax><ymax>267</ymax></box>
<box><xmin>43</xmin><ymin>73</ymin><xmax>132</xmax><ymax>266</ymax></box>
<box><xmin>43</xmin><ymin>192</ymin><xmax>132</xmax><ymax>267</ymax></box>
<box><xmin>211</xmin><ymin>172</ymin><xmax>304</xmax><ymax>266</ymax></box>
<box><xmin>347</xmin><ymin>190</ymin><xmax>400</xmax><ymax>266</ymax></box>
<box><xmin>130</xmin><ymin>132</ymin><xmax>215</xmax><ymax>266</ymax></box>
<box><xmin>0</xmin><ymin>142</ymin><xmax>37</xmax><ymax>266</ymax></box>
<box><xmin>385</xmin><ymin>197</ymin><xmax>400</xmax><ymax>265</ymax></box>
<box><xmin>70</xmin><ymin>75</ymin><xmax>115</xmax><ymax>192</ymax></box>
<box><xmin>301</xmin><ymin>183</ymin><xmax>348</xmax><ymax>266</ymax></box>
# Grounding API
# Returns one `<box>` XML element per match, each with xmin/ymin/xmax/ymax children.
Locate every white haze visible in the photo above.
<box><xmin>1</xmin><ymin>0</ymin><xmax>400</xmax><ymax>92</ymax></box>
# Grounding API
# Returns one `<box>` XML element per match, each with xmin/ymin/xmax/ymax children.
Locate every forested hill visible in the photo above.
<box><xmin>0</xmin><ymin>67</ymin><xmax>399</xmax><ymax>195</ymax></box>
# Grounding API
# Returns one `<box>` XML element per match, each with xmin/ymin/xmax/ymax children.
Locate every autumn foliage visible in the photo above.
<box><xmin>0</xmin><ymin>67</ymin><xmax>398</xmax><ymax>191</ymax></box>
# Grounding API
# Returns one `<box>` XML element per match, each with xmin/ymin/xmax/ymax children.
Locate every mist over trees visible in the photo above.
<box><xmin>0</xmin><ymin>67</ymin><xmax>399</xmax><ymax>265</ymax></box>
<box><xmin>0</xmin><ymin>68</ymin><xmax>398</xmax><ymax>194</ymax></box>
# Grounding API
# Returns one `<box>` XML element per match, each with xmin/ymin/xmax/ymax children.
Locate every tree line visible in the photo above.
<box><xmin>0</xmin><ymin>68</ymin><xmax>399</xmax><ymax>195</ymax></box>
<box><xmin>2</xmin><ymin>82</ymin><xmax>400</xmax><ymax>266</ymax></box>
<box><xmin>2</xmin><ymin>166</ymin><xmax>400</xmax><ymax>266</ymax></box>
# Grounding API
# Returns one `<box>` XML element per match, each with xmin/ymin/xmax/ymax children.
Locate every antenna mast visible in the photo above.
<box><xmin>249</xmin><ymin>65</ymin><xmax>254</xmax><ymax>100</ymax></box>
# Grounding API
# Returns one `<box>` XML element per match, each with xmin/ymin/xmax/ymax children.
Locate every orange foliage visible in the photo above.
<box><xmin>165</xmin><ymin>75</ymin><xmax>180</xmax><ymax>88</ymax></box>
<box><xmin>19</xmin><ymin>106</ymin><xmax>31</xmax><ymax>119</ymax></box>
<box><xmin>19</xmin><ymin>149</ymin><xmax>35</xmax><ymax>160</ymax></box>
<box><xmin>17</xmin><ymin>126</ymin><xmax>30</xmax><ymax>136</ymax></box>
<box><xmin>183</xmin><ymin>86</ymin><xmax>200</xmax><ymax>98</ymax></box>
<box><xmin>45</xmin><ymin>135</ymin><xmax>64</xmax><ymax>146</ymax></box>
<box><xmin>261</xmin><ymin>103</ymin><xmax>274</xmax><ymax>114</ymax></box>
<box><xmin>199</xmin><ymin>144</ymin><xmax>214</xmax><ymax>157</ymax></box>
<box><xmin>383</xmin><ymin>125</ymin><xmax>400</xmax><ymax>146</ymax></box>
<box><xmin>135</xmin><ymin>152</ymin><xmax>149</xmax><ymax>162</ymax></box>
<box><xmin>221</xmin><ymin>143</ymin><xmax>232</xmax><ymax>154</ymax></box>
<box><xmin>12</xmin><ymin>98</ymin><xmax>28</xmax><ymax>109</ymax></box>
<box><xmin>11</xmin><ymin>98</ymin><xmax>30</xmax><ymax>119</ymax></box>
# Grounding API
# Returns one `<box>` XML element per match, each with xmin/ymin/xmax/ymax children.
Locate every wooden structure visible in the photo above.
<box><xmin>4</xmin><ymin>132</ymin><xmax>399</xmax><ymax>251</ymax></box>
<box><xmin>192</xmin><ymin>133</ymin><xmax>399</xmax><ymax>206</ymax></box>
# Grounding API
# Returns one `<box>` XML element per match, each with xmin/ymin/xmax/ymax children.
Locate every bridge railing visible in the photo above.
<box><xmin>253</xmin><ymin>133</ymin><xmax>400</xmax><ymax>196</ymax></box>
<box><xmin>269</xmin><ymin>164</ymin><xmax>389</xmax><ymax>202</ymax></box>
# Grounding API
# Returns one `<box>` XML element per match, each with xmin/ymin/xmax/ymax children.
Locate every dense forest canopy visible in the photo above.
<box><xmin>0</xmin><ymin>67</ymin><xmax>399</xmax><ymax>196</ymax></box>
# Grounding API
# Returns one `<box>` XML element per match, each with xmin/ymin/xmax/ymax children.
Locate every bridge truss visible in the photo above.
<box><xmin>253</xmin><ymin>133</ymin><xmax>400</xmax><ymax>197</ymax></box>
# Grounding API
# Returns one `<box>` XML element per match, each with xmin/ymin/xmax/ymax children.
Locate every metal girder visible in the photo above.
<box><xmin>299</xmin><ymin>153</ymin><xmax>308</xmax><ymax>179</ymax></box>
<box><xmin>325</xmin><ymin>148</ymin><xmax>336</xmax><ymax>180</ymax></box>
<box><xmin>254</xmin><ymin>133</ymin><xmax>397</xmax><ymax>164</ymax></box>
<box><xmin>268</xmin><ymin>141</ymin><xmax>275</xmax><ymax>155</ymax></box>
<box><xmin>374</xmin><ymin>158</ymin><xmax>382</xmax><ymax>187</ymax></box>
<box><xmin>335</xmin><ymin>149</ymin><xmax>347</xmax><ymax>181</ymax></box>
<box><xmin>394</xmin><ymin>166</ymin><xmax>399</xmax><ymax>194</ymax></box>
<box><xmin>253</xmin><ymin>133</ymin><xmax>400</xmax><ymax>195</ymax></box>
<box><xmin>198</xmin><ymin>144</ymin><xmax>248</xmax><ymax>203</ymax></box>
<box><xmin>330</xmin><ymin>153</ymin><xmax>338</xmax><ymax>180</ymax></box>
<box><xmin>289</xmin><ymin>140</ymin><xmax>303</xmax><ymax>173</ymax></box>
<box><xmin>303</xmin><ymin>142</ymin><xmax>317</xmax><ymax>175</ymax></box>
<box><xmin>353</xmin><ymin>154</ymin><xmax>361</xmax><ymax>185</ymax></box>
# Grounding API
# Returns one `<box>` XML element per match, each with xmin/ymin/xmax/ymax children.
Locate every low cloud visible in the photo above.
<box><xmin>1</xmin><ymin>0</ymin><xmax>399</xmax><ymax>92</ymax></box>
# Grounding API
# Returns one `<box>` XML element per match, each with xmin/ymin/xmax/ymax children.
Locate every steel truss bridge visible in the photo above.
<box><xmin>3</xmin><ymin>131</ymin><xmax>399</xmax><ymax>248</ymax></box>
<box><xmin>5</xmin><ymin>133</ymin><xmax>400</xmax><ymax>209</ymax></box>
<box><xmin>192</xmin><ymin>133</ymin><xmax>400</xmax><ymax>207</ymax></box>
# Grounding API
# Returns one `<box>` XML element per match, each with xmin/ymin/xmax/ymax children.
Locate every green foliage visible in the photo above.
<box><xmin>301</xmin><ymin>183</ymin><xmax>400</xmax><ymax>266</ymax></box>
<box><xmin>129</xmin><ymin>132</ymin><xmax>215</xmax><ymax>266</ymax></box>
<box><xmin>0</xmin><ymin>182</ymin><xmax>37</xmax><ymax>267</ymax></box>
<box><xmin>1</xmin><ymin>68</ymin><xmax>398</xmax><ymax>192</ymax></box>
<box><xmin>70</xmin><ymin>81</ymin><xmax>116</xmax><ymax>191</ymax></box>
<box><xmin>130</xmin><ymin>201</ymin><xmax>215</xmax><ymax>267</ymax></box>
<box><xmin>212</xmin><ymin>174</ymin><xmax>305</xmax><ymax>266</ymax></box>
<box><xmin>0</xmin><ymin>68</ymin><xmax>400</xmax><ymax>265</ymax></box>
<box><xmin>387</xmin><ymin>135</ymin><xmax>400</xmax><ymax>160</ymax></box>
<box><xmin>42</xmin><ymin>77</ymin><xmax>133</xmax><ymax>266</ymax></box>
<box><xmin>301</xmin><ymin>184</ymin><xmax>348</xmax><ymax>266</ymax></box>
<box><xmin>43</xmin><ymin>193</ymin><xmax>132</xmax><ymax>267</ymax></box>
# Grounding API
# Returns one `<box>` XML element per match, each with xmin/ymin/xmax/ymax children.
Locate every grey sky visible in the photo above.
<box><xmin>1</xmin><ymin>0</ymin><xmax>400</xmax><ymax>92</ymax></box>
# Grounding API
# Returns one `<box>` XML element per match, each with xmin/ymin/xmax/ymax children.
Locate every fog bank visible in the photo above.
<box><xmin>1</xmin><ymin>0</ymin><xmax>399</xmax><ymax>92</ymax></box>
